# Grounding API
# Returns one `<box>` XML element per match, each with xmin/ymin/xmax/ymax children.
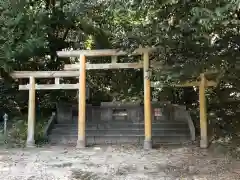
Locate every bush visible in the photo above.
<box><xmin>2</xmin><ymin>115</ymin><xmax>48</xmax><ymax>148</ymax></box>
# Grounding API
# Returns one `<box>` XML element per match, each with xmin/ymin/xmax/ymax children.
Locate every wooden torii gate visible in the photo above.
<box><xmin>11</xmin><ymin>47</ymin><xmax>218</xmax><ymax>149</ymax></box>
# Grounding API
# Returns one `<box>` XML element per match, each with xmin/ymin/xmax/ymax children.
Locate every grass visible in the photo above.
<box><xmin>0</xmin><ymin>114</ymin><xmax>49</xmax><ymax>148</ymax></box>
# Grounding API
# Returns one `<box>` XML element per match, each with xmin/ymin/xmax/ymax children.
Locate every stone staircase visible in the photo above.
<box><xmin>49</xmin><ymin>119</ymin><xmax>192</xmax><ymax>146</ymax></box>
<box><xmin>48</xmin><ymin>102</ymin><xmax>195</xmax><ymax>146</ymax></box>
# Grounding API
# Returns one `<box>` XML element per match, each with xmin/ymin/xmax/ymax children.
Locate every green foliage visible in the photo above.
<box><xmin>0</xmin><ymin>0</ymin><xmax>48</xmax><ymax>71</ymax></box>
<box><xmin>1</xmin><ymin>115</ymin><xmax>48</xmax><ymax>147</ymax></box>
<box><xmin>0</xmin><ymin>0</ymin><xmax>239</xmax><ymax>140</ymax></box>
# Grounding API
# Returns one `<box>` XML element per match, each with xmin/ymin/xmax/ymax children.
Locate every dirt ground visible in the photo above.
<box><xmin>0</xmin><ymin>144</ymin><xmax>239</xmax><ymax>180</ymax></box>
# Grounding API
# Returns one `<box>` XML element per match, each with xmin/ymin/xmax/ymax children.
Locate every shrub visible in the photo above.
<box><xmin>1</xmin><ymin>115</ymin><xmax>48</xmax><ymax>148</ymax></box>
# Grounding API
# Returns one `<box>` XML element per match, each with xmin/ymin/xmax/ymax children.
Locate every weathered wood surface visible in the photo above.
<box><xmin>57</xmin><ymin>47</ymin><xmax>156</xmax><ymax>57</ymax></box>
<box><xmin>199</xmin><ymin>74</ymin><xmax>208</xmax><ymax>148</ymax></box>
<box><xmin>11</xmin><ymin>62</ymin><xmax>165</xmax><ymax>78</ymax></box>
<box><xmin>111</xmin><ymin>56</ymin><xmax>118</xmax><ymax>63</ymax></box>
<box><xmin>143</xmin><ymin>52</ymin><xmax>152</xmax><ymax>149</ymax></box>
<box><xmin>64</xmin><ymin>62</ymin><xmax>143</xmax><ymax>70</ymax></box>
<box><xmin>174</xmin><ymin>81</ymin><xmax>217</xmax><ymax>87</ymax></box>
<box><xmin>65</xmin><ymin>61</ymin><xmax>168</xmax><ymax>70</ymax></box>
<box><xmin>151</xmin><ymin>80</ymin><xmax>217</xmax><ymax>87</ymax></box>
<box><xmin>77</xmin><ymin>55</ymin><xmax>87</xmax><ymax>148</ymax></box>
<box><xmin>11</xmin><ymin>71</ymin><xmax>80</xmax><ymax>78</ymax></box>
<box><xmin>19</xmin><ymin>84</ymin><xmax>79</xmax><ymax>90</ymax></box>
<box><xmin>26</xmin><ymin>76</ymin><xmax>36</xmax><ymax>147</ymax></box>
<box><xmin>55</xmin><ymin>78</ymin><xmax>60</xmax><ymax>84</ymax></box>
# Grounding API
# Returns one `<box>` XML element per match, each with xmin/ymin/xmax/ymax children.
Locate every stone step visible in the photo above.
<box><xmin>51</xmin><ymin>128</ymin><xmax>190</xmax><ymax>136</ymax></box>
<box><xmin>52</xmin><ymin>124</ymin><xmax>189</xmax><ymax>130</ymax></box>
<box><xmin>50</xmin><ymin>135</ymin><xmax>191</xmax><ymax>145</ymax></box>
<box><xmin>54</xmin><ymin>122</ymin><xmax>189</xmax><ymax>129</ymax></box>
<box><xmin>59</xmin><ymin>120</ymin><xmax>188</xmax><ymax>124</ymax></box>
<box><xmin>49</xmin><ymin>119</ymin><xmax>191</xmax><ymax>146</ymax></box>
<box><xmin>50</xmin><ymin>132</ymin><xmax>190</xmax><ymax>138</ymax></box>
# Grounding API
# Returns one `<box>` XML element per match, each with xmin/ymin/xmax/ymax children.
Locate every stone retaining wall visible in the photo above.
<box><xmin>56</xmin><ymin>102</ymin><xmax>73</xmax><ymax>123</ymax></box>
<box><xmin>55</xmin><ymin>101</ymin><xmax>195</xmax><ymax>142</ymax></box>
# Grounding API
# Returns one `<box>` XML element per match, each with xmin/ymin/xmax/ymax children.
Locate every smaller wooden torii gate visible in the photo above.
<box><xmin>11</xmin><ymin>47</ymin><xmax>217</xmax><ymax>149</ymax></box>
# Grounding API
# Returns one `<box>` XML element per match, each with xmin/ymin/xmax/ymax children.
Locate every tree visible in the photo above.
<box><xmin>0</xmin><ymin>0</ymin><xmax>240</xmax><ymax>137</ymax></box>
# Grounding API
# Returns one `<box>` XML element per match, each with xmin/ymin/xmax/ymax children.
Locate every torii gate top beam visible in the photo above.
<box><xmin>56</xmin><ymin>47</ymin><xmax>156</xmax><ymax>57</ymax></box>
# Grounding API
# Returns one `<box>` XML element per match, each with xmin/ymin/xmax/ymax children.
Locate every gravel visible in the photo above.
<box><xmin>0</xmin><ymin>144</ymin><xmax>239</xmax><ymax>180</ymax></box>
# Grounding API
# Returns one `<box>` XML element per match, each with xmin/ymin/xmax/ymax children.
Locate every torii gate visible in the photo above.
<box><xmin>11</xmin><ymin>47</ymin><xmax>218</xmax><ymax>149</ymax></box>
